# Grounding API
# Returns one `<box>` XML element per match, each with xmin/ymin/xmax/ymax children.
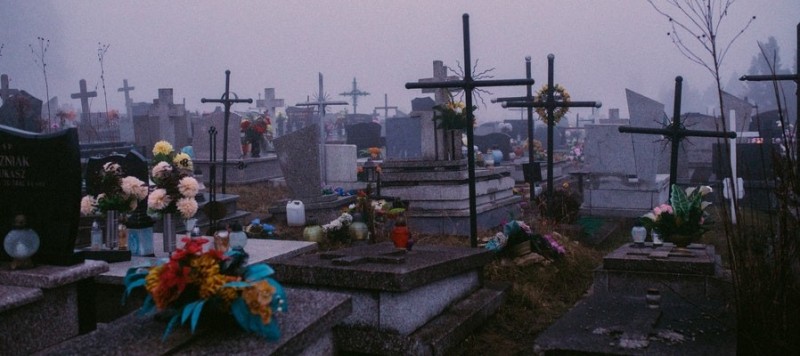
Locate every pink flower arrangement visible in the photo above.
<box><xmin>147</xmin><ymin>141</ymin><xmax>199</xmax><ymax>219</ymax></box>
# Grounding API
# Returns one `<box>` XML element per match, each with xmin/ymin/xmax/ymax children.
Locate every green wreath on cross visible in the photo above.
<box><xmin>535</xmin><ymin>84</ymin><xmax>571</xmax><ymax>125</ymax></box>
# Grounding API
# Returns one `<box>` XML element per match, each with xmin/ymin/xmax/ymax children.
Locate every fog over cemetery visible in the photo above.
<box><xmin>0</xmin><ymin>1</ymin><xmax>798</xmax><ymax>355</ymax></box>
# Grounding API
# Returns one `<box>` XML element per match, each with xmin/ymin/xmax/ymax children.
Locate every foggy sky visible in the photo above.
<box><xmin>1</xmin><ymin>0</ymin><xmax>797</xmax><ymax>123</ymax></box>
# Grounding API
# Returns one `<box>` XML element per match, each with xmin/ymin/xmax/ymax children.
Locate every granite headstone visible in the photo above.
<box><xmin>345</xmin><ymin>122</ymin><xmax>382</xmax><ymax>153</ymax></box>
<box><xmin>385</xmin><ymin>116</ymin><xmax>422</xmax><ymax>160</ymax></box>
<box><xmin>273</xmin><ymin>124</ymin><xmax>322</xmax><ymax>200</ymax></box>
<box><xmin>0</xmin><ymin>125</ymin><xmax>81</xmax><ymax>265</ymax></box>
<box><xmin>194</xmin><ymin>107</ymin><xmax>243</xmax><ymax>161</ymax></box>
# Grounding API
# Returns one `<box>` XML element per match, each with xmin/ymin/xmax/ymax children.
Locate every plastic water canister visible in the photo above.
<box><xmin>286</xmin><ymin>200</ymin><xmax>306</xmax><ymax>226</ymax></box>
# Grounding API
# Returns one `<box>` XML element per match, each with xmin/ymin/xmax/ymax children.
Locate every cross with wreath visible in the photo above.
<box><xmin>498</xmin><ymin>54</ymin><xmax>601</xmax><ymax>207</ymax></box>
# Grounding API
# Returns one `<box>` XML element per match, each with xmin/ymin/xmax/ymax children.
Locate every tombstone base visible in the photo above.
<box><xmin>580</xmin><ymin>173</ymin><xmax>670</xmax><ymax>218</ymax></box>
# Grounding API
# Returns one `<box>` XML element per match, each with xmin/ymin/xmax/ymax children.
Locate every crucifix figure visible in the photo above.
<box><xmin>296</xmin><ymin>73</ymin><xmax>348</xmax><ymax>183</ymax></box>
<box><xmin>71</xmin><ymin>79</ymin><xmax>97</xmax><ymax>121</ymax></box>
<box><xmin>740</xmin><ymin>22</ymin><xmax>799</xmax><ymax>155</ymax></box>
<box><xmin>416</xmin><ymin>60</ymin><xmax>460</xmax><ymax>105</ymax></box>
<box><xmin>619</xmin><ymin>76</ymin><xmax>736</xmax><ymax>188</ymax></box>
<box><xmin>374</xmin><ymin>93</ymin><xmax>398</xmax><ymax>120</ymax></box>
<box><xmin>1</xmin><ymin>74</ymin><xmax>20</xmax><ymax>103</ymax></box>
<box><xmin>339</xmin><ymin>77</ymin><xmax>370</xmax><ymax>114</ymax></box>
<box><xmin>117</xmin><ymin>79</ymin><xmax>135</xmax><ymax>118</ymax></box>
<box><xmin>406</xmin><ymin>14</ymin><xmax>535</xmax><ymax>247</ymax></box>
<box><xmin>201</xmin><ymin>70</ymin><xmax>253</xmax><ymax>194</ymax></box>
<box><xmin>498</xmin><ymin>54</ymin><xmax>601</xmax><ymax>207</ymax></box>
<box><xmin>256</xmin><ymin>88</ymin><xmax>284</xmax><ymax>118</ymax></box>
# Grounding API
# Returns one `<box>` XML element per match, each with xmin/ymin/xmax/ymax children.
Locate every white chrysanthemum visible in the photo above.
<box><xmin>152</xmin><ymin>161</ymin><xmax>172</xmax><ymax>178</ymax></box>
<box><xmin>80</xmin><ymin>195</ymin><xmax>97</xmax><ymax>216</ymax></box>
<box><xmin>339</xmin><ymin>213</ymin><xmax>353</xmax><ymax>225</ymax></box>
<box><xmin>147</xmin><ymin>188</ymin><xmax>171</xmax><ymax>211</ymax></box>
<box><xmin>178</xmin><ymin>176</ymin><xmax>199</xmax><ymax>197</ymax></box>
<box><xmin>176</xmin><ymin>197</ymin><xmax>198</xmax><ymax>219</ymax></box>
<box><xmin>121</xmin><ymin>176</ymin><xmax>148</xmax><ymax>200</ymax></box>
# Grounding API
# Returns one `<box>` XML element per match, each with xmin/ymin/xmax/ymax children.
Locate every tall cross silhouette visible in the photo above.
<box><xmin>71</xmin><ymin>79</ymin><xmax>97</xmax><ymax>120</ymax></box>
<box><xmin>117</xmin><ymin>79</ymin><xmax>135</xmax><ymax>119</ymax></box>
<box><xmin>339</xmin><ymin>77</ymin><xmax>370</xmax><ymax>114</ymax></box>
<box><xmin>498</xmin><ymin>54</ymin><xmax>601</xmax><ymax>206</ymax></box>
<box><xmin>619</xmin><ymin>76</ymin><xmax>736</xmax><ymax>188</ymax></box>
<box><xmin>406</xmin><ymin>14</ymin><xmax>535</xmax><ymax>247</ymax></box>
<box><xmin>374</xmin><ymin>93</ymin><xmax>398</xmax><ymax>119</ymax></box>
<box><xmin>201</xmin><ymin>70</ymin><xmax>253</xmax><ymax>194</ymax></box>
<box><xmin>740</xmin><ymin>22</ymin><xmax>799</xmax><ymax>154</ymax></box>
<box><xmin>296</xmin><ymin>73</ymin><xmax>348</xmax><ymax>183</ymax></box>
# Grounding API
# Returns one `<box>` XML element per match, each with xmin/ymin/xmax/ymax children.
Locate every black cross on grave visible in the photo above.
<box><xmin>406</xmin><ymin>14</ymin><xmax>535</xmax><ymax>247</ymax></box>
<box><xmin>339</xmin><ymin>77</ymin><xmax>370</xmax><ymax>114</ymax></box>
<box><xmin>1</xmin><ymin>74</ymin><xmax>20</xmax><ymax>103</ymax></box>
<box><xmin>374</xmin><ymin>93</ymin><xmax>398</xmax><ymax>120</ymax></box>
<box><xmin>740</xmin><ymin>22</ymin><xmax>799</xmax><ymax>155</ymax></box>
<box><xmin>496</xmin><ymin>54</ymin><xmax>602</xmax><ymax>207</ymax></box>
<box><xmin>619</xmin><ymin>76</ymin><xmax>736</xmax><ymax>188</ymax></box>
<box><xmin>201</xmin><ymin>70</ymin><xmax>253</xmax><ymax>194</ymax></box>
<box><xmin>71</xmin><ymin>79</ymin><xmax>97</xmax><ymax>120</ymax></box>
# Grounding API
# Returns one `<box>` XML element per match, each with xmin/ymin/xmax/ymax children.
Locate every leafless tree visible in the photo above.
<box><xmin>97</xmin><ymin>42</ymin><xmax>111</xmax><ymax>118</ymax></box>
<box><xmin>29</xmin><ymin>37</ymin><xmax>52</xmax><ymax>128</ymax></box>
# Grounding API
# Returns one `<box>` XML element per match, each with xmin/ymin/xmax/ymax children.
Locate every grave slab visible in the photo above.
<box><xmin>36</xmin><ymin>288</ymin><xmax>352</xmax><ymax>356</ymax></box>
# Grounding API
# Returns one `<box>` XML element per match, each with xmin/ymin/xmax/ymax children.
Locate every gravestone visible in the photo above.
<box><xmin>385</xmin><ymin>115</ymin><xmax>422</xmax><ymax>160</ymax></box>
<box><xmin>324</xmin><ymin>144</ymin><xmax>358</xmax><ymax>188</ymax></box>
<box><xmin>626</xmin><ymin>89</ymin><xmax>689</xmax><ymax>182</ymax></box>
<box><xmin>345</xmin><ymin>122</ymin><xmax>382</xmax><ymax>153</ymax></box>
<box><xmin>474</xmin><ymin>132</ymin><xmax>513</xmax><ymax>161</ymax></box>
<box><xmin>0</xmin><ymin>74</ymin><xmax>20</xmax><ymax>103</ymax></box>
<box><xmin>70</xmin><ymin>79</ymin><xmax>97</xmax><ymax>122</ymax></box>
<box><xmin>194</xmin><ymin>107</ymin><xmax>243</xmax><ymax>161</ymax></box>
<box><xmin>117</xmin><ymin>79</ymin><xmax>136</xmax><ymax>143</ymax></box>
<box><xmin>0</xmin><ymin>125</ymin><xmax>81</xmax><ymax>265</ymax></box>
<box><xmin>0</xmin><ymin>90</ymin><xmax>43</xmax><ymax>132</ymax></box>
<box><xmin>255</xmin><ymin>88</ymin><xmax>284</xmax><ymax>118</ymax></box>
<box><xmin>535</xmin><ymin>243</ymin><xmax>734</xmax><ymax>354</ymax></box>
<box><xmin>131</xmin><ymin>89</ymin><xmax>189</xmax><ymax>156</ymax></box>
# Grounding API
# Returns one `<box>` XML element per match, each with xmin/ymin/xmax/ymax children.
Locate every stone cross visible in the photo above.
<box><xmin>740</xmin><ymin>22</ymin><xmax>799</xmax><ymax>155</ymax></box>
<box><xmin>70</xmin><ymin>79</ymin><xmax>97</xmax><ymax>120</ymax></box>
<box><xmin>499</xmin><ymin>54</ymin><xmax>601</xmax><ymax>205</ymax></box>
<box><xmin>117</xmin><ymin>79</ymin><xmax>135</xmax><ymax>113</ymax></box>
<box><xmin>374</xmin><ymin>93</ymin><xmax>398</xmax><ymax>119</ymax></box>
<box><xmin>1</xmin><ymin>74</ymin><xmax>20</xmax><ymax>102</ymax></box>
<box><xmin>201</xmin><ymin>70</ymin><xmax>253</xmax><ymax>194</ymax></box>
<box><xmin>256</xmin><ymin>88</ymin><xmax>284</xmax><ymax>118</ymax></box>
<box><xmin>339</xmin><ymin>77</ymin><xmax>370</xmax><ymax>114</ymax></box>
<box><xmin>416</xmin><ymin>60</ymin><xmax>460</xmax><ymax>105</ymax></box>
<box><xmin>619</xmin><ymin>76</ymin><xmax>736</xmax><ymax>188</ymax></box>
<box><xmin>295</xmin><ymin>73</ymin><xmax>348</xmax><ymax>183</ymax></box>
<box><xmin>405</xmin><ymin>14</ymin><xmax>535</xmax><ymax>246</ymax></box>
<box><xmin>117</xmin><ymin>79</ymin><xmax>135</xmax><ymax>142</ymax></box>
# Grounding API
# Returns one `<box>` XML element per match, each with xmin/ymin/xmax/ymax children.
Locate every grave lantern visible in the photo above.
<box><xmin>363</xmin><ymin>158</ymin><xmax>380</xmax><ymax>195</ymax></box>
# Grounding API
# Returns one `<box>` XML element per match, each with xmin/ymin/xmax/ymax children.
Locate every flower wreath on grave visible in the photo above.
<box><xmin>535</xmin><ymin>84</ymin><xmax>571</xmax><ymax>125</ymax></box>
<box><xmin>147</xmin><ymin>140</ymin><xmax>199</xmax><ymax>219</ymax></box>
<box><xmin>432</xmin><ymin>100</ymin><xmax>477</xmax><ymax>130</ymax></box>
<box><xmin>123</xmin><ymin>238</ymin><xmax>287</xmax><ymax>340</ymax></box>
<box><xmin>484</xmin><ymin>220</ymin><xmax>565</xmax><ymax>260</ymax></box>
<box><xmin>80</xmin><ymin>162</ymin><xmax>148</xmax><ymax>215</ymax></box>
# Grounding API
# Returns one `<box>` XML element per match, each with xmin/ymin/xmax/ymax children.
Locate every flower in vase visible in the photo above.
<box><xmin>80</xmin><ymin>195</ymin><xmax>97</xmax><ymax>215</ymax></box>
<box><xmin>176</xmin><ymin>197</ymin><xmax>199</xmax><ymax>219</ymax></box>
<box><xmin>148</xmin><ymin>140</ymin><xmax>198</xmax><ymax>219</ymax></box>
<box><xmin>152</xmin><ymin>161</ymin><xmax>172</xmax><ymax>179</ymax></box>
<box><xmin>153</xmin><ymin>140</ymin><xmax>174</xmax><ymax>156</ymax></box>
<box><xmin>148</xmin><ymin>188</ymin><xmax>172</xmax><ymax>211</ymax></box>
<box><xmin>178</xmin><ymin>176</ymin><xmax>200</xmax><ymax>197</ymax></box>
<box><xmin>81</xmin><ymin>161</ymin><xmax>147</xmax><ymax>215</ymax></box>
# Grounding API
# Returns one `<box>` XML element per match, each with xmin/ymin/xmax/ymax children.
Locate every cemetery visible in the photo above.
<box><xmin>1</xmin><ymin>3</ymin><xmax>799</xmax><ymax>355</ymax></box>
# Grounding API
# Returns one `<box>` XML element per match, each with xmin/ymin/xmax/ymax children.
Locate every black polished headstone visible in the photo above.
<box><xmin>345</xmin><ymin>122</ymin><xmax>382</xmax><ymax>153</ymax></box>
<box><xmin>0</xmin><ymin>125</ymin><xmax>81</xmax><ymax>265</ymax></box>
<box><xmin>474</xmin><ymin>132</ymin><xmax>513</xmax><ymax>161</ymax></box>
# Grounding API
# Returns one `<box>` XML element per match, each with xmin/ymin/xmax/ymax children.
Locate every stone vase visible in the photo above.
<box><xmin>667</xmin><ymin>233</ymin><xmax>701</xmax><ymax>248</ymax></box>
<box><xmin>162</xmin><ymin>213</ymin><xmax>177</xmax><ymax>254</ymax></box>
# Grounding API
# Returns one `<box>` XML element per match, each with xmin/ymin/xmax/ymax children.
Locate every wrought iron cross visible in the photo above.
<box><xmin>619</xmin><ymin>76</ymin><xmax>736</xmax><ymax>187</ymax></box>
<box><xmin>340</xmin><ymin>77</ymin><xmax>370</xmax><ymax>114</ymax></box>
<box><xmin>201</xmin><ymin>70</ymin><xmax>252</xmax><ymax>194</ymax></box>
<box><xmin>406</xmin><ymin>14</ymin><xmax>535</xmax><ymax>247</ymax></box>
<box><xmin>498</xmin><ymin>54</ymin><xmax>601</xmax><ymax>205</ymax></box>
<box><xmin>739</xmin><ymin>22</ymin><xmax>799</xmax><ymax>154</ymax></box>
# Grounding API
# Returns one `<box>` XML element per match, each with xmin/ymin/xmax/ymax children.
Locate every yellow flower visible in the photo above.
<box><xmin>173</xmin><ymin>152</ymin><xmax>193</xmax><ymax>171</ymax></box>
<box><xmin>242</xmin><ymin>281</ymin><xmax>276</xmax><ymax>324</ymax></box>
<box><xmin>153</xmin><ymin>141</ymin><xmax>174</xmax><ymax>156</ymax></box>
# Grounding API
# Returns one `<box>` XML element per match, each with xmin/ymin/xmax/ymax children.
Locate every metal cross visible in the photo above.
<box><xmin>339</xmin><ymin>77</ymin><xmax>370</xmax><ymax>114</ymax></box>
<box><xmin>296</xmin><ymin>73</ymin><xmax>348</xmax><ymax>183</ymax></box>
<box><xmin>201</xmin><ymin>70</ymin><xmax>253</xmax><ymax>194</ymax></box>
<box><xmin>374</xmin><ymin>93</ymin><xmax>398</xmax><ymax>120</ymax></box>
<box><xmin>406</xmin><ymin>14</ymin><xmax>535</xmax><ymax>247</ymax></box>
<box><xmin>0</xmin><ymin>74</ymin><xmax>20</xmax><ymax>102</ymax></box>
<box><xmin>498</xmin><ymin>54</ymin><xmax>601</xmax><ymax>206</ymax></box>
<box><xmin>117</xmin><ymin>79</ymin><xmax>135</xmax><ymax>121</ymax></box>
<box><xmin>619</xmin><ymin>76</ymin><xmax>736</xmax><ymax>187</ymax></box>
<box><xmin>739</xmin><ymin>22</ymin><xmax>799</xmax><ymax>155</ymax></box>
<box><xmin>70</xmin><ymin>79</ymin><xmax>97</xmax><ymax>120</ymax></box>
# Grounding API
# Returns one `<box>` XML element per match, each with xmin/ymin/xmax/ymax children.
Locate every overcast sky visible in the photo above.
<box><xmin>1</xmin><ymin>1</ymin><xmax>797</xmax><ymax>123</ymax></box>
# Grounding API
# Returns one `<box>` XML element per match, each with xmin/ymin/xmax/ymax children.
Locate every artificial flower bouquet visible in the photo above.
<box><xmin>432</xmin><ymin>100</ymin><xmax>477</xmax><ymax>130</ymax></box>
<box><xmin>147</xmin><ymin>141</ymin><xmax>199</xmax><ymax>219</ymax></box>
<box><xmin>123</xmin><ymin>237</ymin><xmax>287</xmax><ymax>340</ymax></box>
<box><xmin>640</xmin><ymin>184</ymin><xmax>713</xmax><ymax>237</ymax></box>
<box><xmin>81</xmin><ymin>162</ymin><xmax>148</xmax><ymax>215</ymax></box>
